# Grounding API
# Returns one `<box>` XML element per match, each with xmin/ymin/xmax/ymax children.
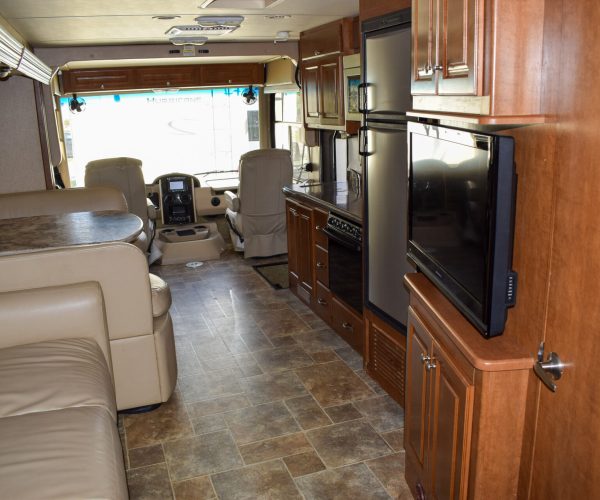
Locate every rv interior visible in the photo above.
<box><xmin>0</xmin><ymin>0</ymin><xmax>598</xmax><ymax>498</ymax></box>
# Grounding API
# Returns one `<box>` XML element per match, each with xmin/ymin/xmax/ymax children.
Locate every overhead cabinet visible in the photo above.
<box><xmin>411</xmin><ymin>0</ymin><xmax>546</xmax><ymax>120</ymax></box>
<box><xmin>300</xmin><ymin>18</ymin><xmax>358</xmax><ymax>130</ymax></box>
<box><xmin>61</xmin><ymin>63</ymin><xmax>265</xmax><ymax>94</ymax></box>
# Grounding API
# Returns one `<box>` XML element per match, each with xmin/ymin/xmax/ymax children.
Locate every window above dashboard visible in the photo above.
<box><xmin>59</xmin><ymin>87</ymin><xmax>260</xmax><ymax>187</ymax></box>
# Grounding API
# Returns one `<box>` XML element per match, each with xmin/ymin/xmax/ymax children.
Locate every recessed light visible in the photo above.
<box><xmin>153</xmin><ymin>15</ymin><xmax>181</xmax><ymax>21</ymax></box>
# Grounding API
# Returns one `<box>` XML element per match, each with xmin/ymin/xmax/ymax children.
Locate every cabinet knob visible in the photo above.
<box><xmin>420</xmin><ymin>353</ymin><xmax>431</xmax><ymax>364</ymax></box>
<box><xmin>314</xmin><ymin>50</ymin><xmax>321</xmax><ymax>56</ymax></box>
<box><xmin>315</xmin><ymin>225</ymin><xmax>322</xmax><ymax>231</ymax></box>
<box><xmin>342</xmin><ymin>321</ymin><xmax>353</xmax><ymax>331</ymax></box>
<box><xmin>433</xmin><ymin>65</ymin><xmax>444</xmax><ymax>71</ymax></box>
<box><xmin>316</xmin><ymin>262</ymin><xmax>326</xmax><ymax>269</ymax></box>
<box><xmin>317</xmin><ymin>298</ymin><xmax>327</xmax><ymax>305</ymax></box>
<box><xmin>425</xmin><ymin>360</ymin><xmax>437</xmax><ymax>371</ymax></box>
<box><xmin>166</xmin><ymin>81</ymin><xmax>170</xmax><ymax>86</ymax></box>
<box><xmin>100</xmin><ymin>84</ymin><xmax>105</xmax><ymax>89</ymax></box>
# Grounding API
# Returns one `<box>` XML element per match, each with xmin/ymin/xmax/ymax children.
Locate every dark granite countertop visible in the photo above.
<box><xmin>283</xmin><ymin>181</ymin><xmax>363</xmax><ymax>223</ymax></box>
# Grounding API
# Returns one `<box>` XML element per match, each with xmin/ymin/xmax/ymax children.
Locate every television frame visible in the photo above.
<box><xmin>407</xmin><ymin>122</ymin><xmax>518</xmax><ymax>338</ymax></box>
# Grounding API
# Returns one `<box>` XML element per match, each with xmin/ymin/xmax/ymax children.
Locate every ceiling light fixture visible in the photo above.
<box><xmin>153</xmin><ymin>15</ymin><xmax>181</xmax><ymax>20</ymax></box>
<box><xmin>274</xmin><ymin>30</ymin><xmax>290</xmax><ymax>43</ymax></box>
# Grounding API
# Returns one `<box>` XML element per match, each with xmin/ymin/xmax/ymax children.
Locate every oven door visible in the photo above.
<box><xmin>323</xmin><ymin>227</ymin><xmax>363</xmax><ymax>313</ymax></box>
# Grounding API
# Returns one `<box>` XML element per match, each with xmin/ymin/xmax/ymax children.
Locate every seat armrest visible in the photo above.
<box><xmin>224</xmin><ymin>190</ymin><xmax>240</xmax><ymax>212</ymax></box>
<box><xmin>0</xmin><ymin>282</ymin><xmax>113</xmax><ymax>371</ymax></box>
<box><xmin>149</xmin><ymin>274</ymin><xmax>172</xmax><ymax>317</ymax></box>
<box><xmin>147</xmin><ymin>197</ymin><xmax>157</xmax><ymax>220</ymax></box>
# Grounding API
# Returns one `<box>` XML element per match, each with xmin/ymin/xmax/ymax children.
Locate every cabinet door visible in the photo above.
<box><xmin>296</xmin><ymin>205</ymin><xmax>314</xmax><ymax>299</ymax></box>
<box><xmin>201</xmin><ymin>63</ymin><xmax>264</xmax><ymax>86</ymax></box>
<box><xmin>412</xmin><ymin>0</ymin><xmax>437</xmax><ymax>95</ymax></box>
<box><xmin>405</xmin><ymin>309</ymin><xmax>433</xmax><ymax>492</ymax></box>
<box><xmin>61</xmin><ymin>68</ymin><xmax>136</xmax><ymax>93</ymax></box>
<box><xmin>286</xmin><ymin>201</ymin><xmax>300</xmax><ymax>288</ymax></box>
<box><xmin>429</xmin><ymin>340</ymin><xmax>473</xmax><ymax>500</ymax></box>
<box><xmin>135</xmin><ymin>66</ymin><xmax>197</xmax><ymax>88</ymax></box>
<box><xmin>302</xmin><ymin>63</ymin><xmax>321</xmax><ymax>123</ymax></box>
<box><xmin>320</xmin><ymin>56</ymin><xmax>344</xmax><ymax>125</ymax></box>
<box><xmin>437</xmin><ymin>0</ymin><xmax>480</xmax><ymax>95</ymax></box>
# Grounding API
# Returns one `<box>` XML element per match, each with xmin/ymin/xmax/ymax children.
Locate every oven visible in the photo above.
<box><xmin>323</xmin><ymin>213</ymin><xmax>363</xmax><ymax>313</ymax></box>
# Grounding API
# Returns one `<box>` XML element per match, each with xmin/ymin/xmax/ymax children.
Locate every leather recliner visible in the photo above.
<box><xmin>85</xmin><ymin>157</ymin><xmax>156</xmax><ymax>251</ymax></box>
<box><xmin>225</xmin><ymin>149</ymin><xmax>293</xmax><ymax>258</ymax></box>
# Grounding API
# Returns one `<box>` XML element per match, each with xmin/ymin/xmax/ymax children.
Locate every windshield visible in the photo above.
<box><xmin>59</xmin><ymin>87</ymin><xmax>260</xmax><ymax>186</ymax></box>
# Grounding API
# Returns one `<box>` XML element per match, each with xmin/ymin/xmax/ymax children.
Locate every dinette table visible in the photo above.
<box><xmin>0</xmin><ymin>210</ymin><xmax>143</xmax><ymax>256</ymax></box>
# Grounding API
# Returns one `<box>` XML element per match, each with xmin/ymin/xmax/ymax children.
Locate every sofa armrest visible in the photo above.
<box><xmin>147</xmin><ymin>197</ymin><xmax>157</xmax><ymax>220</ymax></box>
<box><xmin>0</xmin><ymin>282</ymin><xmax>113</xmax><ymax>371</ymax></box>
<box><xmin>224</xmin><ymin>190</ymin><xmax>240</xmax><ymax>212</ymax></box>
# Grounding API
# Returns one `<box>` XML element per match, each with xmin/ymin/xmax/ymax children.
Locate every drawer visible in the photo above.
<box><xmin>314</xmin><ymin>244</ymin><xmax>329</xmax><ymax>287</ymax></box>
<box><xmin>331</xmin><ymin>295</ymin><xmax>364</xmax><ymax>354</ymax></box>
<box><xmin>313</xmin><ymin>281</ymin><xmax>332</xmax><ymax>324</ymax></box>
<box><xmin>313</xmin><ymin>208</ymin><xmax>328</xmax><ymax>249</ymax></box>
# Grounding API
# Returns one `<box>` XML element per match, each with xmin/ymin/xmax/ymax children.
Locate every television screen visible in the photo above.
<box><xmin>407</xmin><ymin>123</ymin><xmax>517</xmax><ymax>337</ymax></box>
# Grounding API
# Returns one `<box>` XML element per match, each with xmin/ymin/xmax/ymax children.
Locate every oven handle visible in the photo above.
<box><xmin>322</xmin><ymin>227</ymin><xmax>362</xmax><ymax>252</ymax></box>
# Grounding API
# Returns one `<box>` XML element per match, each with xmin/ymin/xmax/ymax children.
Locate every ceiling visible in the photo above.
<box><xmin>0</xmin><ymin>0</ymin><xmax>359</xmax><ymax>47</ymax></box>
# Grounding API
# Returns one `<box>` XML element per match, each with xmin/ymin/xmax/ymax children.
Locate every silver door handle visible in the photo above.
<box><xmin>534</xmin><ymin>342</ymin><xmax>565</xmax><ymax>392</ymax></box>
<box><xmin>420</xmin><ymin>353</ymin><xmax>431</xmax><ymax>364</ymax></box>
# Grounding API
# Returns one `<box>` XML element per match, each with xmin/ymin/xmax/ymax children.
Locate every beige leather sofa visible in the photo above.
<box><xmin>0</xmin><ymin>186</ymin><xmax>151</xmax><ymax>251</ymax></box>
<box><xmin>0</xmin><ymin>281</ymin><xmax>128</xmax><ymax>499</ymax></box>
<box><xmin>225</xmin><ymin>149</ymin><xmax>293</xmax><ymax>258</ymax></box>
<box><xmin>0</xmin><ymin>242</ymin><xmax>177</xmax><ymax>410</ymax></box>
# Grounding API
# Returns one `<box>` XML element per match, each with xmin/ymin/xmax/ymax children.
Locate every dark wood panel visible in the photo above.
<box><xmin>61</xmin><ymin>68</ymin><xmax>136</xmax><ymax>93</ymax></box>
<box><xmin>300</xmin><ymin>20</ymin><xmax>343</xmax><ymax>60</ymax></box>
<box><xmin>314</xmin><ymin>244</ymin><xmax>329</xmax><ymax>287</ymax></box>
<box><xmin>320</xmin><ymin>56</ymin><xmax>344</xmax><ymax>124</ymax></box>
<box><xmin>412</xmin><ymin>0</ymin><xmax>436</xmax><ymax>95</ymax></box>
<box><xmin>200</xmin><ymin>63</ymin><xmax>264</xmax><ymax>86</ymax></box>
<box><xmin>302</xmin><ymin>63</ymin><xmax>320</xmax><ymax>121</ymax></box>
<box><xmin>314</xmin><ymin>281</ymin><xmax>332</xmax><ymax>324</ymax></box>
<box><xmin>135</xmin><ymin>66</ymin><xmax>198</xmax><ymax>88</ymax></box>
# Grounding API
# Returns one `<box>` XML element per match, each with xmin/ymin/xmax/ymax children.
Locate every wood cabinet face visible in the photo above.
<box><xmin>412</xmin><ymin>0</ymin><xmax>437</xmax><ymax>94</ymax></box>
<box><xmin>430</xmin><ymin>341</ymin><xmax>473</xmax><ymax>499</ymax></box>
<box><xmin>286</xmin><ymin>199</ymin><xmax>313</xmax><ymax>304</ymax></box>
<box><xmin>331</xmin><ymin>296</ymin><xmax>364</xmax><ymax>354</ymax></box>
<box><xmin>202</xmin><ymin>63</ymin><xmax>263</xmax><ymax>86</ymax></box>
<box><xmin>405</xmin><ymin>308</ymin><xmax>472</xmax><ymax>500</ymax></box>
<box><xmin>62</xmin><ymin>68</ymin><xmax>136</xmax><ymax>93</ymax></box>
<box><xmin>320</xmin><ymin>57</ymin><xmax>344</xmax><ymax>123</ymax></box>
<box><xmin>300</xmin><ymin>22</ymin><xmax>342</xmax><ymax>60</ymax></box>
<box><xmin>303</xmin><ymin>64</ymin><xmax>321</xmax><ymax>120</ymax></box>
<box><xmin>286</xmin><ymin>201</ymin><xmax>300</xmax><ymax>285</ymax></box>
<box><xmin>412</xmin><ymin>0</ymin><xmax>479</xmax><ymax>96</ymax></box>
<box><xmin>135</xmin><ymin>66</ymin><xmax>197</xmax><ymax>88</ymax></box>
<box><xmin>437</xmin><ymin>0</ymin><xmax>479</xmax><ymax>95</ymax></box>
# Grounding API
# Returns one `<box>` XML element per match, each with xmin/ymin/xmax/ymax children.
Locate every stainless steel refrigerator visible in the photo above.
<box><xmin>361</xmin><ymin>9</ymin><xmax>413</xmax><ymax>330</ymax></box>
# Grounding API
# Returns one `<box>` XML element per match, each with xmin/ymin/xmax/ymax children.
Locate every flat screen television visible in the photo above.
<box><xmin>407</xmin><ymin>122</ymin><xmax>518</xmax><ymax>337</ymax></box>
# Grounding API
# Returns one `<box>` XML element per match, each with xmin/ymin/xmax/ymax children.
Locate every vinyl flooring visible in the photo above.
<box><xmin>120</xmin><ymin>247</ymin><xmax>410</xmax><ymax>499</ymax></box>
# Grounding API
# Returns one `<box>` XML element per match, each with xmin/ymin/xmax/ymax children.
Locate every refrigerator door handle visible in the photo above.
<box><xmin>359</xmin><ymin>126</ymin><xmax>373</xmax><ymax>157</ymax></box>
<box><xmin>358</xmin><ymin>83</ymin><xmax>373</xmax><ymax>113</ymax></box>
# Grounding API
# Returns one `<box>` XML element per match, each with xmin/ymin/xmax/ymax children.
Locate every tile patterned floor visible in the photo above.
<box><xmin>120</xmin><ymin>248</ymin><xmax>411</xmax><ymax>499</ymax></box>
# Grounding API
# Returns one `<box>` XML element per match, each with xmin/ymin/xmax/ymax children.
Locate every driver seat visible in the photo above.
<box><xmin>85</xmin><ymin>157</ymin><xmax>156</xmax><ymax>252</ymax></box>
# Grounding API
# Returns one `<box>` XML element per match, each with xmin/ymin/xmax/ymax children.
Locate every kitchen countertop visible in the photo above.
<box><xmin>283</xmin><ymin>181</ymin><xmax>363</xmax><ymax>223</ymax></box>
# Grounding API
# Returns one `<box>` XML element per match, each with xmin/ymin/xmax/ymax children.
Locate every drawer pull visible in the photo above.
<box><xmin>316</xmin><ymin>262</ymin><xmax>326</xmax><ymax>269</ymax></box>
<box><xmin>342</xmin><ymin>321</ymin><xmax>353</xmax><ymax>330</ymax></box>
<box><xmin>317</xmin><ymin>298</ymin><xmax>327</xmax><ymax>306</ymax></box>
<box><xmin>425</xmin><ymin>359</ymin><xmax>437</xmax><ymax>371</ymax></box>
<box><xmin>316</xmin><ymin>225</ymin><xmax>323</xmax><ymax>231</ymax></box>
<box><xmin>420</xmin><ymin>353</ymin><xmax>431</xmax><ymax>364</ymax></box>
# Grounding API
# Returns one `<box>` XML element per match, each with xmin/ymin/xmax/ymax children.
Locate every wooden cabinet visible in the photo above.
<box><xmin>135</xmin><ymin>66</ymin><xmax>197</xmax><ymax>88</ymax></box>
<box><xmin>404</xmin><ymin>273</ymin><xmax>533</xmax><ymax>499</ymax></box>
<box><xmin>201</xmin><ymin>63</ymin><xmax>264</xmax><ymax>86</ymax></box>
<box><xmin>406</xmin><ymin>308</ymin><xmax>473</xmax><ymax>499</ymax></box>
<box><xmin>411</xmin><ymin>0</ymin><xmax>546</xmax><ymax>120</ymax></box>
<box><xmin>286</xmin><ymin>199</ymin><xmax>313</xmax><ymax>305</ymax></box>
<box><xmin>359</xmin><ymin>0</ymin><xmax>411</xmax><ymax>23</ymax></box>
<box><xmin>365</xmin><ymin>309</ymin><xmax>407</xmax><ymax>406</ymax></box>
<box><xmin>61</xmin><ymin>68</ymin><xmax>136</xmax><ymax>93</ymax></box>
<box><xmin>412</xmin><ymin>0</ymin><xmax>479</xmax><ymax>96</ymax></box>
<box><xmin>300</xmin><ymin>18</ymin><xmax>358</xmax><ymax>130</ymax></box>
<box><xmin>61</xmin><ymin>63</ymin><xmax>265</xmax><ymax>94</ymax></box>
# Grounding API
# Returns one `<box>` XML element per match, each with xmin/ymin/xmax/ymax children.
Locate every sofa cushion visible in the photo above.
<box><xmin>149</xmin><ymin>273</ymin><xmax>172</xmax><ymax>317</ymax></box>
<box><xmin>0</xmin><ymin>406</ymin><xmax>128</xmax><ymax>500</ymax></box>
<box><xmin>0</xmin><ymin>338</ymin><xmax>116</xmax><ymax>420</ymax></box>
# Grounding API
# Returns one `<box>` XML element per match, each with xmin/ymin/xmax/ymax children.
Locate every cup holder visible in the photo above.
<box><xmin>159</xmin><ymin>224</ymin><xmax>210</xmax><ymax>243</ymax></box>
